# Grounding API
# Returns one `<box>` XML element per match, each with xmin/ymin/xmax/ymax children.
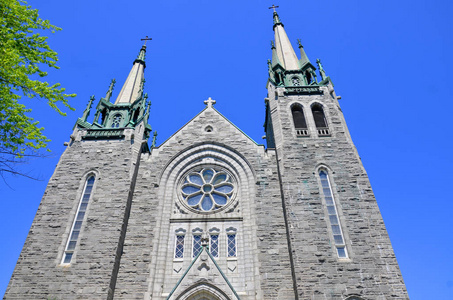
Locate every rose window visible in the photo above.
<box><xmin>181</xmin><ymin>168</ymin><xmax>235</xmax><ymax>212</ymax></box>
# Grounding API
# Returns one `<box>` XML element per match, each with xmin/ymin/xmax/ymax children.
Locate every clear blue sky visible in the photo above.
<box><xmin>1</xmin><ymin>0</ymin><xmax>452</xmax><ymax>298</ymax></box>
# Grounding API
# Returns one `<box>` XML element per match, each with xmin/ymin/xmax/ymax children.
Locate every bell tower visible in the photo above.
<box><xmin>5</xmin><ymin>44</ymin><xmax>152</xmax><ymax>299</ymax></box>
<box><xmin>265</xmin><ymin>8</ymin><xmax>409</xmax><ymax>299</ymax></box>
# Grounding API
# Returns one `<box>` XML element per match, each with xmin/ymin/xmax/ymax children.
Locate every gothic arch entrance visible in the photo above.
<box><xmin>187</xmin><ymin>291</ymin><xmax>220</xmax><ymax>300</ymax></box>
<box><xmin>175</xmin><ymin>282</ymin><xmax>232</xmax><ymax>300</ymax></box>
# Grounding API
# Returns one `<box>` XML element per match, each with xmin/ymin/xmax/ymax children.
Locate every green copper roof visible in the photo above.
<box><xmin>272</xmin><ymin>11</ymin><xmax>283</xmax><ymax>28</ymax></box>
<box><xmin>297</xmin><ymin>39</ymin><xmax>310</xmax><ymax>68</ymax></box>
<box><xmin>134</xmin><ymin>45</ymin><xmax>146</xmax><ymax>67</ymax></box>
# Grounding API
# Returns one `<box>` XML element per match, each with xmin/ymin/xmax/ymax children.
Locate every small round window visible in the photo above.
<box><xmin>180</xmin><ymin>167</ymin><xmax>235</xmax><ymax>213</ymax></box>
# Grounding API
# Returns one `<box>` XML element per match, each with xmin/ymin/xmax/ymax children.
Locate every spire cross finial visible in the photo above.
<box><xmin>141</xmin><ymin>36</ymin><xmax>152</xmax><ymax>46</ymax></box>
<box><xmin>204</xmin><ymin>97</ymin><xmax>216</xmax><ymax>108</ymax></box>
<box><xmin>268</xmin><ymin>4</ymin><xmax>279</xmax><ymax>12</ymax></box>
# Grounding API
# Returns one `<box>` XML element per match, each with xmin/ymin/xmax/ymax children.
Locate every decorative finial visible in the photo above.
<box><xmin>136</xmin><ymin>78</ymin><xmax>146</xmax><ymax>101</ymax></box>
<box><xmin>141</xmin><ymin>36</ymin><xmax>152</xmax><ymax>46</ymax></box>
<box><xmin>297</xmin><ymin>39</ymin><xmax>303</xmax><ymax>48</ymax></box>
<box><xmin>105</xmin><ymin>79</ymin><xmax>116</xmax><ymax>101</ymax></box>
<box><xmin>269</xmin><ymin>5</ymin><xmax>282</xmax><ymax>25</ymax></box>
<box><xmin>151</xmin><ymin>131</ymin><xmax>158</xmax><ymax>148</ymax></box>
<box><xmin>81</xmin><ymin>95</ymin><xmax>95</xmax><ymax>122</ymax></box>
<box><xmin>204</xmin><ymin>97</ymin><xmax>216</xmax><ymax>108</ymax></box>
<box><xmin>317</xmin><ymin>58</ymin><xmax>326</xmax><ymax>80</ymax></box>
<box><xmin>270</xmin><ymin>40</ymin><xmax>275</xmax><ymax>49</ymax></box>
<box><xmin>268</xmin><ymin>4</ymin><xmax>279</xmax><ymax>12</ymax></box>
<box><xmin>145</xmin><ymin>96</ymin><xmax>151</xmax><ymax>113</ymax></box>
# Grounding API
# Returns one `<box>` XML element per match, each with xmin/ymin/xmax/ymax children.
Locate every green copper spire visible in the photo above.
<box><xmin>273</xmin><ymin>11</ymin><xmax>283</xmax><ymax>27</ymax></box>
<box><xmin>134</xmin><ymin>45</ymin><xmax>147</xmax><ymax>67</ymax></box>
<box><xmin>81</xmin><ymin>95</ymin><xmax>95</xmax><ymax>122</ymax></box>
<box><xmin>105</xmin><ymin>79</ymin><xmax>116</xmax><ymax>102</ymax></box>
<box><xmin>267</xmin><ymin>8</ymin><xmax>327</xmax><ymax>89</ymax></box>
<box><xmin>297</xmin><ymin>39</ymin><xmax>310</xmax><ymax>67</ymax></box>
<box><xmin>271</xmin><ymin>40</ymin><xmax>282</xmax><ymax>67</ymax></box>
<box><xmin>151</xmin><ymin>131</ymin><xmax>157</xmax><ymax>148</ymax></box>
<box><xmin>317</xmin><ymin>58</ymin><xmax>327</xmax><ymax>81</ymax></box>
<box><xmin>143</xmin><ymin>93</ymin><xmax>150</xmax><ymax>120</ymax></box>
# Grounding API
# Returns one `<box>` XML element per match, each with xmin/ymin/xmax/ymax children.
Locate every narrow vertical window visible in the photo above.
<box><xmin>227</xmin><ymin>232</ymin><xmax>237</xmax><ymax>258</ymax></box>
<box><xmin>62</xmin><ymin>176</ymin><xmax>95</xmax><ymax>264</ymax></box>
<box><xmin>132</xmin><ymin>109</ymin><xmax>140</xmax><ymax>123</ymax></box>
<box><xmin>319</xmin><ymin>170</ymin><xmax>348</xmax><ymax>258</ymax></box>
<box><xmin>100</xmin><ymin>108</ymin><xmax>107</xmax><ymax>125</ymax></box>
<box><xmin>312</xmin><ymin>104</ymin><xmax>330</xmax><ymax>136</ymax></box>
<box><xmin>305</xmin><ymin>70</ymin><xmax>312</xmax><ymax>84</ymax></box>
<box><xmin>174</xmin><ymin>234</ymin><xmax>185</xmax><ymax>259</ymax></box>
<box><xmin>210</xmin><ymin>234</ymin><xmax>219</xmax><ymax>257</ymax></box>
<box><xmin>291</xmin><ymin>104</ymin><xmax>309</xmax><ymax>137</ymax></box>
<box><xmin>192</xmin><ymin>234</ymin><xmax>202</xmax><ymax>257</ymax></box>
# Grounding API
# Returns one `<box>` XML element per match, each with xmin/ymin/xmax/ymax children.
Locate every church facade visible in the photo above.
<box><xmin>5</xmin><ymin>11</ymin><xmax>408</xmax><ymax>300</ymax></box>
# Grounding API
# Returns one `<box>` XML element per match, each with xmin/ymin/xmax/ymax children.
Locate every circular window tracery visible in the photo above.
<box><xmin>180</xmin><ymin>167</ymin><xmax>235</xmax><ymax>212</ymax></box>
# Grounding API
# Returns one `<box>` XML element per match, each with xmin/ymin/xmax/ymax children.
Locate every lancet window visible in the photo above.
<box><xmin>311</xmin><ymin>103</ymin><xmax>330</xmax><ymax>136</ymax></box>
<box><xmin>291</xmin><ymin>104</ymin><xmax>309</xmax><ymax>137</ymax></box>
<box><xmin>62</xmin><ymin>175</ymin><xmax>95</xmax><ymax>264</ymax></box>
<box><xmin>319</xmin><ymin>170</ymin><xmax>348</xmax><ymax>258</ymax></box>
<box><xmin>305</xmin><ymin>70</ymin><xmax>312</xmax><ymax>84</ymax></box>
<box><xmin>174</xmin><ymin>229</ymin><xmax>186</xmax><ymax>259</ymax></box>
<box><xmin>209</xmin><ymin>228</ymin><xmax>220</xmax><ymax>258</ymax></box>
<box><xmin>192</xmin><ymin>229</ymin><xmax>203</xmax><ymax>258</ymax></box>
<box><xmin>226</xmin><ymin>228</ymin><xmax>237</xmax><ymax>258</ymax></box>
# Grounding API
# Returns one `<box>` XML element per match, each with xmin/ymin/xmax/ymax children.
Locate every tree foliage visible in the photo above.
<box><xmin>0</xmin><ymin>0</ymin><xmax>75</xmax><ymax>179</ymax></box>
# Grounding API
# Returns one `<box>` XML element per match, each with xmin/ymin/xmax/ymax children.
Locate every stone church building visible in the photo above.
<box><xmin>5</xmin><ymin>10</ymin><xmax>408</xmax><ymax>300</ymax></box>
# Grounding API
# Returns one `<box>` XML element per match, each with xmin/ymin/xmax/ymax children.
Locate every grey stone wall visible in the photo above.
<box><xmin>266</xmin><ymin>82</ymin><xmax>409</xmax><ymax>299</ymax></box>
<box><xmin>4</xmin><ymin>126</ymin><xmax>145</xmax><ymax>300</ymax></box>
<box><xmin>5</xmin><ymin>88</ymin><xmax>409</xmax><ymax>300</ymax></box>
<box><xmin>114</xmin><ymin>107</ymin><xmax>295</xmax><ymax>299</ymax></box>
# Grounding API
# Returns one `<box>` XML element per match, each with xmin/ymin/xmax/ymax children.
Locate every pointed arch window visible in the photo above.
<box><xmin>132</xmin><ymin>109</ymin><xmax>140</xmax><ymax>124</ymax></box>
<box><xmin>174</xmin><ymin>229</ymin><xmax>186</xmax><ymax>259</ymax></box>
<box><xmin>319</xmin><ymin>170</ymin><xmax>348</xmax><ymax>258</ymax></box>
<box><xmin>100</xmin><ymin>108</ymin><xmax>108</xmax><ymax>125</ymax></box>
<box><xmin>111</xmin><ymin>114</ymin><xmax>122</xmax><ymax>128</ymax></box>
<box><xmin>209</xmin><ymin>228</ymin><xmax>220</xmax><ymax>258</ymax></box>
<box><xmin>291</xmin><ymin>104</ymin><xmax>309</xmax><ymax>137</ymax></box>
<box><xmin>192</xmin><ymin>228</ymin><xmax>203</xmax><ymax>258</ymax></box>
<box><xmin>226</xmin><ymin>227</ymin><xmax>237</xmax><ymax>258</ymax></box>
<box><xmin>62</xmin><ymin>175</ymin><xmax>95</xmax><ymax>264</ymax></box>
<box><xmin>311</xmin><ymin>104</ymin><xmax>330</xmax><ymax>136</ymax></box>
<box><xmin>305</xmin><ymin>70</ymin><xmax>312</xmax><ymax>84</ymax></box>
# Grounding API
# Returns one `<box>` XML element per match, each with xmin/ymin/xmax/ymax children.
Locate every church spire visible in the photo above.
<box><xmin>114</xmin><ymin>45</ymin><xmax>147</xmax><ymax>104</ymax></box>
<box><xmin>271</xmin><ymin>9</ymin><xmax>299</xmax><ymax>70</ymax></box>
<box><xmin>297</xmin><ymin>39</ymin><xmax>310</xmax><ymax>67</ymax></box>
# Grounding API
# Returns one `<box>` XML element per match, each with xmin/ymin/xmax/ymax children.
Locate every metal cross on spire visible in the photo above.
<box><xmin>141</xmin><ymin>36</ymin><xmax>152</xmax><ymax>46</ymax></box>
<box><xmin>268</xmin><ymin>4</ymin><xmax>279</xmax><ymax>12</ymax></box>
